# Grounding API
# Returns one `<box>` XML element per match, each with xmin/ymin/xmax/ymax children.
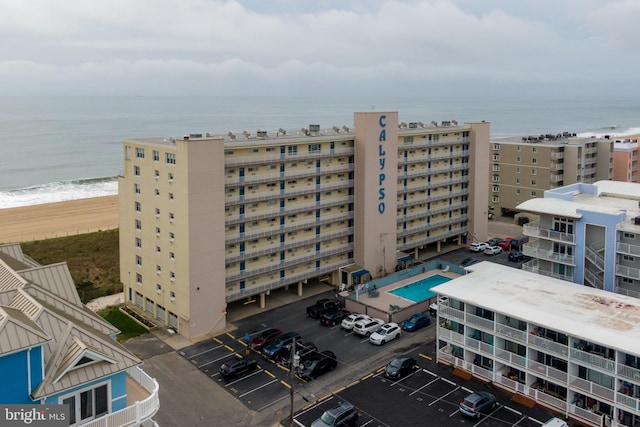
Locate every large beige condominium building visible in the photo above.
<box><xmin>488</xmin><ymin>133</ymin><xmax>613</xmax><ymax>217</ymax></box>
<box><xmin>119</xmin><ymin>113</ymin><xmax>489</xmax><ymax>339</ymax></box>
<box><xmin>613</xmin><ymin>136</ymin><xmax>640</xmax><ymax>183</ymax></box>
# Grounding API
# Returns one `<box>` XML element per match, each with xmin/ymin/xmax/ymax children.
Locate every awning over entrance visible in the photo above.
<box><xmin>397</xmin><ymin>255</ymin><xmax>414</xmax><ymax>263</ymax></box>
<box><xmin>352</xmin><ymin>269</ymin><xmax>369</xmax><ymax>277</ymax></box>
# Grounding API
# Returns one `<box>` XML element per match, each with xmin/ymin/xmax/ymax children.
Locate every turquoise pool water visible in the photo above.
<box><xmin>389</xmin><ymin>274</ymin><xmax>451</xmax><ymax>302</ymax></box>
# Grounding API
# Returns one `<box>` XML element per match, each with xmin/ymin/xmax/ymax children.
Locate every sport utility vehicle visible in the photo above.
<box><xmin>353</xmin><ymin>318</ymin><xmax>384</xmax><ymax>336</ymax></box>
<box><xmin>311</xmin><ymin>401</ymin><xmax>358</xmax><ymax>427</ymax></box>
<box><xmin>279</xmin><ymin>341</ymin><xmax>318</xmax><ymax>368</ymax></box>
<box><xmin>459</xmin><ymin>391</ymin><xmax>497</xmax><ymax>418</ymax></box>
<box><xmin>262</xmin><ymin>331</ymin><xmax>302</xmax><ymax>360</ymax></box>
<box><xmin>299</xmin><ymin>350</ymin><xmax>337</xmax><ymax>380</ymax></box>
<box><xmin>469</xmin><ymin>242</ymin><xmax>489</xmax><ymax>252</ymax></box>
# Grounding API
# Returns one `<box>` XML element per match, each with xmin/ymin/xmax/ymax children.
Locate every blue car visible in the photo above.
<box><xmin>262</xmin><ymin>331</ymin><xmax>301</xmax><ymax>360</ymax></box>
<box><xmin>401</xmin><ymin>313</ymin><xmax>431</xmax><ymax>332</ymax></box>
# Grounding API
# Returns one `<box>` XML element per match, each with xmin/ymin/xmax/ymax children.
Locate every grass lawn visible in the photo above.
<box><xmin>98</xmin><ymin>307</ymin><xmax>148</xmax><ymax>342</ymax></box>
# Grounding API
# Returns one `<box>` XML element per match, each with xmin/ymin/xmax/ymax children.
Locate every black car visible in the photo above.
<box><xmin>249</xmin><ymin>328</ymin><xmax>282</xmax><ymax>351</ymax></box>
<box><xmin>508</xmin><ymin>251</ymin><xmax>525</xmax><ymax>262</ymax></box>
<box><xmin>320</xmin><ymin>309</ymin><xmax>351</xmax><ymax>326</ymax></box>
<box><xmin>460</xmin><ymin>258</ymin><xmax>480</xmax><ymax>267</ymax></box>
<box><xmin>307</xmin><ymin>299</ymin><xmax>340</xmax><ymax>319</ymax></box>
<box><xmin>384</xmin><ymin>355</ymin><xmax>417</xmax><ymax>380</ymax></box>
<box><xmin>279</xmin><ymin>341</ymin><xmax>318</xmax><ymax>368</ymax></box>
<box><xmin>299</xmin><ymin>350</ymin><xmax>337</xmax><ymax>380</ymax></box>
<box><xmin>311</xmin><ymin>401</ymin><xmax>359</xmax><ymax>427</ymax></box>
<box><xmin>219</xmin><ymin>358</ymin><xmax>258</xmax><ymax>380</ymax></box>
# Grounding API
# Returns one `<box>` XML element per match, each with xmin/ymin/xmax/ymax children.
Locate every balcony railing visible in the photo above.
<box><xmin>79</xmin><ymin>366</ymin><xmax>159</xmax><ymax>427</ymax></box>
<box><xmin>522</xmin><ymin>242</ymin><xmax>575</xmax><ymax>265</ymax></box>
<box><xmin>617</xmin><ymin>264</ymin><xmax>640</xmax><ymax>280</ymax></box>
<box><xmin>569</xmin><ymin>404</ymin><xmax>603</xmax><ymax>427</ymax></box>
<box><xmin>437</xmin><ymin>326</ymin><xmax>465</xmax><ymax>345</ymax></box>
<box><xmin>466</xmin><ymin>313</ymin><xmax>494</xmax><ymax>332</ymax></box>
<box><xmin>439</xmin><ymin>305</ymin><xmax>464</xmax><ymax>322</ymax></box>
<box><xmin>523</xmin><ymin>222</ymin><xmax>575</xmax><ymax>244</ymax></box>
<box><xmin>527</xmin><ymin>334</ymin><xmax>569</xmax><ymax>358</ymax></box>
<box><xmin>570</xmin><ymin>375</ymin><xmax>615</xmax><ymax>403</ymax></box>
<box><xmin>521</xmin><ymin>259</ymin><xmax>574</xmax><ymax>283</ymax></box>
<box><xmin>495</xmin><ymin>349</ymin><xmax>526</xmax><ymax>368</ymax></box>
<box><xmin>570</xmin><ymin>348</ymin><xmax>615</xmax><ymax>373</ymax></box>
<box><xmin>465</xmin><ymin>336</ymin><xmax>494</xmax><ymax>357</ymax></box>
<box><xmin>495</xmin><ymin>323</ymin><xmax>527</xmax><ymax>344</ymax></box>
<box><xmin>616</xmin><ymin>392</ymin><xmax>640</xmax><ymax>413</ymax></box>
<box><xmin>618</xmin><ymin>242</ymin><xmax>640</xmax><ymax>257</ymax></box>
<box><xmin>618</xmin><ymin>363</ymin><xmax>640</xmax><ymax>383</ymax></box>
<box><xmin>527</xmin><ymin>360</ymin><xmax>568</xmax><ymax>383</ymax></box>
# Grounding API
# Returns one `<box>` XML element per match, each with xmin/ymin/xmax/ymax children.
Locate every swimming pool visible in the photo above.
<box><xmin>389</xmin><ymin>274</ymin><xmax>451</xmax><ymax>302</ymax></box>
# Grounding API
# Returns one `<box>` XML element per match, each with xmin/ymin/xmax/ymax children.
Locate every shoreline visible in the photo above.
<box><xmin>0</xmin><ymin>195</ymin><xmax>119</xmax><ymax>243</ymax></box>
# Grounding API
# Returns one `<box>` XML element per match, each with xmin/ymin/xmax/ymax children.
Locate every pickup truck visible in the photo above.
<box><xmin>306</xmin><ymin>299</ymin><xmax>340</xmax><ymax>319</ymax></box>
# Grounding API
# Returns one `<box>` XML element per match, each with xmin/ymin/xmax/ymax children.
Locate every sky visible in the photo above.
<box><xmin>1</xmin><ymin>0</ymin><xmax>639</xmax><ymax>98</ymax></box>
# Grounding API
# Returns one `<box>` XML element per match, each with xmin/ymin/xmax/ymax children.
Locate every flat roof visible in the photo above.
<box><xmin>432</xmin><ymin>261</ymin><xmax>640</xmax><ymax>355</ymax></box>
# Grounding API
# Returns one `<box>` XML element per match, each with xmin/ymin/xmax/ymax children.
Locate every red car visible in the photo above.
<box><xmin>498</xmin><ymin>237</ymin><xmax>514</xmax><ymax>250</ymax></box>
<box><xmin>249</xmin><ymin>328</ymin><xmax>282</xmax><ymax>351</ymax></box>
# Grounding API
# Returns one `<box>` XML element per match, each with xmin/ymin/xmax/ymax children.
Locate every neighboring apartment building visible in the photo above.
<box><xmin>434</xmin><ymin>261</ymin><xmax>640</xmax><ymax>427</ymax></box>
<box><xmin>119</xmin><ymin>113</ymin><xmax>490</xmax><ymax>339</ymax></box>
<box><xmin>613</xmin><ymin>137</ymin><xmax>640</xmax><ymax>183</ymax></box>
<box><xmin>0</xmin><ymin>243</ymin><xmax>159</xmax><ymax>427</ymax></box>
<box><xmin>488</xmin><ymin>134</ymin><xmax>613</xmax><ymax>217</ymax></box>
<box><xmin>516</xmin><ymin>181</ymin><xmax>640</xmax><ymax>297</ymax></box>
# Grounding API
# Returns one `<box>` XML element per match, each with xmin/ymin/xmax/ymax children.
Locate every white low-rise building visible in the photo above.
<box><xmin>433</xmin><ymin>261</ymin><xmax>640</xmax><ymax>427</ymax></box>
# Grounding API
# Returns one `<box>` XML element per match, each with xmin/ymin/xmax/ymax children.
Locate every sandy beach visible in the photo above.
<box><xmin>0</xmin><ymin>195</ymin><xmax>119</xmax><ymax>243</ymax></box>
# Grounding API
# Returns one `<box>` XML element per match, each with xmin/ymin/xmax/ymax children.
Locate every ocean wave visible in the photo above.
<box><xmin>0</xmin><ymin>177</ymin><xmax>118</xmax><ymax>209</ymax></box>
<box><xmin>578</xmin><ymin>126</ymin><xmax>640</xmax><ymax>139</ymax></box>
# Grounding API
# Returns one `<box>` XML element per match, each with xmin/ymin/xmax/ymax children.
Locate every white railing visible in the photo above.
<box><xmin>618</xmin><ymin>241</ymin><xmax>640</xmax><ymax>257</ymax></box>
<box><xmin>465</xmin><ymin>336</ymin><xmax>494</xmax><ymax>357</ymax></box>
<box><xmin>437</xmin><ymin>326</ymin><xmax>465</xmax><ymax>345</ymax></box>
<box><xmin>439</xmin><ymin>305</ymin><xmax>465</xmax><ymax>322</ymax></box>
<box><xmin>616</xmin><ymin>392</ymin><xmax>640</xmax><ymax>412</ymax></box>
<box><xmin>527</xmin><ymin>360</ymin><xmax>568</xmax><ymax>383</ymax></box>
<box><xmin>495</xmin><ymin>324</ymin><xmax>527</xmax><ymax>344</ymax></box>
<box><xmin>522</xmin><ymin>242</ymin><xmax>575</xmax><ymax>265</ymax></box>
<box><xmin>466</xmin><ymin>313</ymin><xmax>494</xmax><ymax>331</ymax></box>
<box><xmin>495</xmin><ymin>375</ymin><xmax>526</xmax><ymax>394</ymax></box>
<box><xmin>523</xmin><ymin>221</ymin><xmax>575</xmax><ymax>244</ymax></box>
<box><xmin>617</xmin><ymin>264</ymin><xmax>640</xmax><ymax>280</ymax></box>
<box><xmin>570</xmin><ymin>375</ymin><xmax>615</xmax><ymax>403</ymax></box>
<box><xmin>570</xmin><ymin>348</ymin><xmax>615</xmax><ymax>373</ymax></box>
<box><xmin>525</xmin><ymin>388</ymin><xmax>566</xmax><ymax>412</ymax></box>
<box><xmin>521</xmin><ymin>259</ymin><xmax>574</xmax><ymax>282</ymax></box>
<box><xmin>495</xmin><ymin>349</ymin><xmax>526</xmax><ymax>368</ymax></box>
<box><xmin>528</xmin><ymin>334</ymin><xmax>568</xmax><ymax>358</ymax></box>
<box><xmin>569</xmin><ymin>404</ymin><xmax>604</xmax><ymax>427</ymax></box>
<box><xmin>618</xmin><ymin>363</ymin><xmax>640</xmax><ymax>383</ymax></box>
<box><xmin>79</xmin><ymin>367</ymin><xmax>159</xmax><ymax>427</ymax></box>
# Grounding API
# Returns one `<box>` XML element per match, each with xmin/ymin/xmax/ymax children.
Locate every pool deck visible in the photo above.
<box><xmin>353</xmin><ymin>269</ymin><xmax>461</xmax><ymax>312</ymax></box>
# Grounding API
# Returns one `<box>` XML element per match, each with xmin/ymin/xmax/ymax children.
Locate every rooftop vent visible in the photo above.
<box><xmin>277</xmin><ymin>128</ymin><xmax>287</xmax><ymax>136</ymax></box>
<box><xmin>441</xmin><ymin>120</ymin><xmax>451</xmax><ymax>127</ymax></box>
<box><xmin>332</xmin><ymin>126</ymin><xmax>340</xmax><ymax>133</ymax></box>
<box><xmin>409</xmin><ymin>122</ymin><xmax>418</xmax><ymax>129</ymax></box>
<box><xmin>256</xmin><ymin>129</ymin><xmax>268</xmax><ymax>138</ymax></box>
<box><xmin>227</xmin><ymin>131</ymin><xmax>236</xmax><ymax>140</ymax></box>
<box><xmin>342</xmin><ymin>125</ymin><xmax>350</xmax><ymax>133</ymax></box>
<box><xmin>635</xmin><ymin>216</ymin><xmax>640</xmax><ymax>226</ymax></box>
<box><xmin>189</xmin><ymin>133</ymin><xmax>203</xmax><ymax>138</ymax></box>
<box><xmin>309</xmin><ymin>124</ymin><xmax>320</xmax><ymax>136</ymax></box>
<box><xmin>242</xmin><ymin>130</ymin><xmax>251</xmax><ymax>138</ymax></box>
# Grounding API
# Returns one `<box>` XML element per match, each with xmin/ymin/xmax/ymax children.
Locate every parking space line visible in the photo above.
<box><xmin>474</xmin><ymin>406</ymin><xmax>501</xmax><ymax>426</ymax></box>
<box><xmin>461</xmin><ymin>386</ymin><xmax>473</xmax><ymax>393</ymax></box>
<box><xmin>213</xmin><ymin>337</ymin><xmax>222</xmax><ymax>344</ymax></box>
<box><xmin>293</xmin><ymin>420</ymin><xmax>305</xmax><ymax>427</ymax></box>
<box><xmin>409</xmin><ymin>377</ymin><xmax>439</xmax><ymax>396</ymax></box>
<box><xmin>512</xmin><ymin>415</ymin><xmax>531</xmax><ymax>426</ymax></box>
<box><xmin>276</xmin><ymin>364</ymin><xmax>290</xmax><ymax>372</ymax></box>
<box><xmin>428</xmin><ymin>385</ymin><xmax>459</xmax><ymax>406</ymax></box>
<box><xmin>223</xmin><ymin>369</ymin><xmax>265</xmax><ymax>387</ymax></box>
<box><xmin>358</xmin><ymin>337</ymin><xmax>370</xmax><ymax>343</ymax></box>
<box><xmin>224</xmin><ymin>344</ymin><xmax>234</xmax><ymax>352</ymax></box>
<box><xmin>238</xmin><ymin>378</ymin><xmax>279</xmax><ymax>398</ymax></box>
<box><xmin>421</xmin><ymin>369</ymin><xmax>438</xmax><ymax>377</ymax></box>
<box><xmin>503</xmin><ymin>405</ymin><xmax>521</xmax><ymax>415</ymax></box>
<box><xmin>256</xmin><ymin>393</ymin><xmax>290</xmax><ymax>413</ymax></box>
<box><xmin>187</xmin><ymin>344</ymin><xmax>224</xmax><ymax>358</ymax></box>
<box><xmin>281</xmin><ymin>380</ymin><xmax>291</xmax><ymax>389</ymax></box>
<box><xmin>418</xmin><ymin>353</ymin><xmax>432</xmax><ymax>361</ymax></box>
<box><xmin>263</xmin><ymin>370</ymin><xmax>276</xmax><ymax>379</ymax></box>
<box><xmin>238</xmin><ymin>340</ymin><xmax>248</xmax><ymax>347</ymax></box>
<box><xmin>390</xmin><ymin>369</ymin><xmax>419</xmax><ymax>386</ymax></box>
<box><xmin>198</xmin><ymin>352</ymin><xmax>235</xmax><ymax>368</ymax></box>
<box><xmin>440</xmin><ymin>377</ymin><xmax>457</xmax><ymax>386</ymax></box>
<box><xmin>318</xmin><ymin>393</ymin><xmax>333</xmax><ymax>402</ymax></box>
<box><xmin>299</xmin><ymin>396</ymin><xmax>333</xmax><ymax>413</ymax></box>
<box><xmin>346</xmin><ymin>380</ymin><xmax>360</xmax><ymax>388</ymax></box>
<box><xmin>226</xmin><ymin>332</ymin><xmax>236</xmax><ymax>340</ymax></box>
<box><xmin>361</xmin><ymin>373</ymin><xmax>374</xmax><ymax>381</ymax></box>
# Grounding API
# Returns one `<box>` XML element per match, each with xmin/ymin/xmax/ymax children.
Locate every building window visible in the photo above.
<box><xmin>532</xmin><ymin>147</ymin><xmax>537</xmax><ymax>153</ymax></box>
<box><xmin>169</xmin><ymin>232</ymin><xmax>175</xmax><ymax>242</ymax></box>
<box><xmin>493</xmin><ymin>144</ymin><xmax>500</xmax><ymax>150</ymax></box>
<box><xmin>156</xmin><ymin>246</ymin><xmax>161</xmax><ymax>254</ymax></box>
<box><xmin>531</xmin><ymin>180</ymin><xmax>536</xmax><ymax>186</ymax></box>
<box><xmin>288</xmin><ymin>146</ymin><xmax>298</xmax><ymax>156</ymax></box>
<box><xmin>170</xmin><ymin>252</ymin><xmax>175</xmax><ymax>260</ymax></box>
<box><xmin>532</xmin><ymin>158</ymin><xmax>537</xmax><ymax>164</ymax></box>
<box><xmin>493</xmin><ymin>154</ymin><xmax>500</xmax><ymax>161</ymax></box>
<box><xmin>155</xmin><ymin>189</ymin><xmax>160</xmax><ymax>197</ymax></box>
<box><xmin>61</xmin><ymin>383</ymin><xmax>109</xmax><ymax>425</ymax></box>
<box><xmin>134</xmin><ymin>183</ymin><xmax>141</xmax><ymax>194</ymax></box>
<box><xmin>135</xmin><ymin>201</ymin><xmax>141</xmax><ymax>212</ymax></box>
<box><xmin>624</xmin><ymin>255</ymin><xmax>635</xmax><ymax>262</ymax></box>
<box><xmin>516</xmin><ymin>167</ymin><xmax>520</xmax><ymax>173</ymax></box>
<box><xmin>516</xmin><ymin>146</ymin><xmax>521</xmax><ymax>152</ymax></box>
<box><xmin>492</xmin><ymin>185</ymin><xmax>499</xmax><ymax>192</ymax></box>
<box><xmin>531</xmin><ymin>169</ymin><xmax>537</xmax><ymax>175</ymax></box>
<box><xmin>404</xmin><ymin>136</ymin><xmax>414</xmax><ymax>143</ymax></box>
<box><xmin>154</xmin><ymin>169</ymin><xmax>160</xmax><ymax>179</ymax></box>
<box><xmin>135</xmin><ymin>219</ymin><xmax>142</xmax><ymax>231</ymax></box>
<box><xmin>169</xmin><ymin>212</ymin><xmax>174</xmax><ymax>223</ymax></box>
<box><xmin>155</xmin><ymin>208</ymin><xmax>160</xmax><ymax>218</ymax></box>
<box><xmin>155</xmin><ymin>227</ymin><xmax>160</xmax><ymax>237</ymax></box>
<box><xmin>492</xmin><ymin>164</ymin><xmax>500</xmax><ymax>172</ymax></box>
<box><xmin>168</xmin><ymin>172</ymin><xmax>174</xmax><ymax>182</ymax></box>
<box><xmin>516</xmin><ymin>178</ymin><xmax>520</xmax><ymax>184</ymax></box>
<box><xmin>134</xmin><ymin>165</ymin><xmax>140</xmax><ymax>176</ymax></box>
<box><xmin>156</xmin><ymin>283</ymin><xmax>162</xmax><ymax>293</ymax></box>
<box><xmin>136</xmin><ymin>255</ymin><xmax>142</xmax><ymax>266</ymax></box>
<box><xmin>136</xmin><ymin>147</ymin><xmax>145</xmax><ymax>159</ymax></box>
<box><xmin>166</xmin><ymin>153</ymin><xmax>176</xmax><ymax>165</ymax></box>
<box><xmin>170</xmin><ymin>272</ymin><xmax>175</xmax><ymax>282</ymax></box>
<box><xmin>531</xmin><ymin>191</ymin><xmax>537</xmax><ymax>196</ymax></box>
<box><xmin>156</xmin><ymin>265</ymin><xmax>162</xmax><ymax>275</ymax></box>
<box><xmin>492</xmin><ymin>195</ymin><xmax>500</xmax><ymax>203</ymax></box>
<box><xmin>492</xmin><ymin>175</ymin><xmax>500</xmax><ymax>182</ymax></box>
<box><xmin>136</xmin><ymin>237</ymin><xmax>142</xmax><ymax>248</ymax></box>
<box><xmin>170</xmin><ymin>291</ymin><xmax>176</xmax><ymax>302</ymax></box>
<box><xmin>623</xmin><ymin>232</ymin><xmax>635</xmax><ymax>239</ymax></box>
<box><xmin>136</xmin><ymin>273</ymin><xmax>142</xmax><ymax>285</ymax></box>
<box><xmin>308</xmin><ymin>143</ymin><xmax>321</xmax><ymax>153</ymax></box>
<box><xmin>169</xmin><ymin>192</ymin><xmax>174</xmax><ymax>200</ymax></box>
<box><xmin>153</xmin><ymin>150</ymin><xmax>160</xmax><ymax>161</ymax></box>
<box><xmin>515</xmin><ymin>189</ymin><xmax>520</xmax><ymax>195</ymax></box>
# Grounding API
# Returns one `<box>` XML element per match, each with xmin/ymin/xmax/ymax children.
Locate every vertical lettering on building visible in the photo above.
<box><xmin>378</xmin><ymin>115</ymin><xmax>387</xmax><ymax>214</ymax></box>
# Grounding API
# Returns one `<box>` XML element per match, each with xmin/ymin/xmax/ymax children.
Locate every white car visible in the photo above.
<box><xmin>469</xmin><ymin>242</ymin><xmax>489</xmax><ymax>252</ymax></box>
<box><xmin>484</xmin><ymin>245</ymin><xmax>502</xmax><ymax>255</ymax></box>
<box><xmin>369</xmin><ymin>323</ymin><xmax>401</xmax><ymax>345</ymax></box>
<box><xmin>341</xmin><ymin>314</ymin><xmax>371</xmax><ymax>330</ymax></box>
<box><xmin>353</xmin><ymin>318</ymin><xmax>384</xmax><ymax>336</ymax></box>
<box><xmin>429</xmin><ymin>296</ymin><xmax>449</xmax><ymax>313</ymax></box>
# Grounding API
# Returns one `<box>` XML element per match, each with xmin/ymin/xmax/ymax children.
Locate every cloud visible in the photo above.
<box><xmin>0</xmin><ymin>0</ymin><xmax>637</xmax><ymax>97</ymax></box>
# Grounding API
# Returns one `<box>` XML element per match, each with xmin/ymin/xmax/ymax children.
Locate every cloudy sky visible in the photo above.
<box><xmin>1</xmin><ymin>0</ymin><xmax>638</xmax><ymax>97</ymax></box>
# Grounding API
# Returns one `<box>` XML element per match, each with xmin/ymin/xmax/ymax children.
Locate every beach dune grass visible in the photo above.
<box><xmin>98</xmin><ymin>307</ymin><xmax>148</xmax><ymax>342</ymax></box>
<box><xmin>21</xmin><ymin>229</ymin><xmax>121</xmax><ymax>303</ymax></box>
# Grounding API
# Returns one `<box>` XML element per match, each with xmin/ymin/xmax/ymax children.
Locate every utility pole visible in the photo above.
<box><xmin>288</xmin><ymin>339</ymin><xmax>296</xmax><ymax>427</ymax></box>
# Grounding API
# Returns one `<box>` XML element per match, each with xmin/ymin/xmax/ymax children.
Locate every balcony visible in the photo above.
<box><xmin>527</xmin><ymin>360</ymin><xmax>568</xmax><ymax>383</ymax></box>
<box><xmin>495</xmin><ymin>323</ymin><xmax>527</xmax><ymax>344</ymax></box>
<box><xmin>618</xmin><ymin>363</ymin><xmax>640</xmax><ymax>383</ymax></box>
<box><xmin>466</xmin><ymin>313</ymin><xmax>494</xmax><ymax>332</ymax></box>
<box><xmin>523</xmin><ymin>221</ymin><xmax>575</xmax><ymax>244</ymax></box>
<box><xmin>521</xmin><ymin>259</ymin><xmax>574</xmax><ymax>282</ymax></box>
<box><xmin>522</xmin><ymin>241</ymin><xmax>575</xmax><ymax>265</ymax></box>
<box><xmin>570</xmin><ymin>348</ymin><xmax>615</xmax><ymax>373</ymax></box>
<box><xmin>550</xmin><ymin>173</ymin><xmax>564</xmax><ymax>183</ymax></box>
<box><xmin>437</xmin><ymin>326</ymin><xmax>465</xmax><ymax>346</ymax></box>
<box><xmin>439</xmin><ymin>305</ymin><xmax>464</xmax><ymax>322</ymax></box>
<box><xmin>617</xmin><ymin>264</ymin><xmax>640</xmax><ymax>280</ymax></box>
<box><xmin>570</xmin><ymin>375</ymin><xmax>614</xmax><ymax>403</ymax></box>
<box><xmin>618</xmin><ymin>241</ymin><xmax>640</xmax><ymax>257</ymax></box>
<box><xmin>569</xmin><ymin>404</ymin><xmax>604</xmax><ymax>427</ymax></box>
<box><xmin>465</xmin><ymin>336</ymin><xmax>494</xmax><ymax>357</ymax></box>
<box><xmin>495</xmin><ymin>349</ymin><xmax>526</xmax><ymax>368</ymax></box>
<box><xmin>79</xmin><ymin>366</ymin><xmax>159</xmax><ymax>427</ymax></box>
<box><xmin>527</xmin><ymin>333</ymin><xmax>568</xmax><ymax>358</ymax></box>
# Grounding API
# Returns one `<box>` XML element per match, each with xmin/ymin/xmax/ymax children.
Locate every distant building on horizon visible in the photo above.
<box><xmin>613</xmin><ymin>136</ymin><xmax>640</xmax><ymax>183</ymax></box>
<box><xmin>517</xmin><ymin>180</ymin><xmax>640</xmax><ymax>297</ymax></box>
<box><xmin>488</xmin><ymin>134</ymin><xmax>613</xmax><ymax>218</ymax></box>
<box><xmin>118</xmin><ymin>113</ymin><xmax>490</xmax><ymax>339</ymax></box>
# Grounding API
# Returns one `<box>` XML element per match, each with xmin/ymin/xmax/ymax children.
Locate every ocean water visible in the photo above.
<box><xmin>1</xmin><ymin>95</ymin><xmax>639</xmax><ymax>209</ymax></box>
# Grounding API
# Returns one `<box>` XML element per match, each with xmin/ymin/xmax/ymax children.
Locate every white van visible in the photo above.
<box><xmin>542</xmin><ymin>418</ymin><xmax>569</xmax><ymax>427</ymax></box>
